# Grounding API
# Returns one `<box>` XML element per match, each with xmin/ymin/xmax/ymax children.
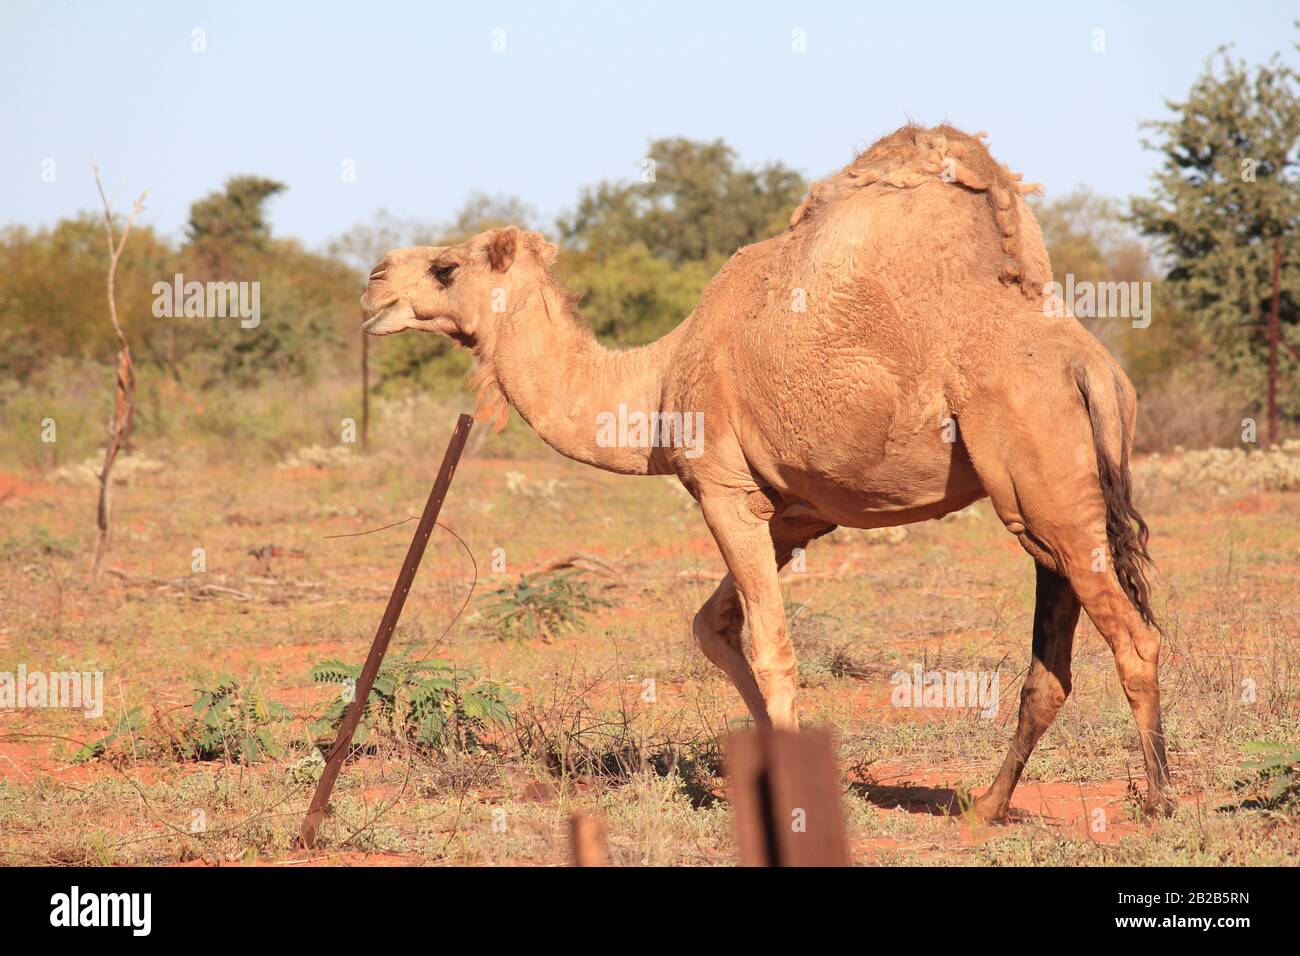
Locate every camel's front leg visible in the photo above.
<box><xmin>692</xmin><ymin>575</ymin><xmax>770</xmax><ymax>726</ymax></box>
<box><xmin>698</xmin><ymin>493</ymin><xmax>800</xmax><ymax>730</ymax></box>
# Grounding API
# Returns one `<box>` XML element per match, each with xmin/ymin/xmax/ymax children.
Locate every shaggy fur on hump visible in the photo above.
<box><xmin>789</xmin><ymin>123</ymin><xmax>1044</xmax><ymax>297</ymax></box>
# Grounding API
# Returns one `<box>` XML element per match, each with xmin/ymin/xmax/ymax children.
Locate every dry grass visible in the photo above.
<box><xmin>0</xmin><ymin>419</ymin><xmax>1296</xmax><ymax>866</ymax></box>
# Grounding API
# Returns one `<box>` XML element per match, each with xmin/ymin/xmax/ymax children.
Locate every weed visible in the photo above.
<box><xmin>482</xmin><ymin>570</ymin><xmax>612</xmax><ymax>642</ymax></box>
<box><xmin>174</xmin><ymin>674</ymin><xmax>288</xmax><ymax>763</ymax></box>
<box><xmin>309</xmin><ymin>654</ymin><xmax>517</xmax><ymax>754</ymax></box>
<box><xmin>1224</xmin><ymin>740</ymin><xmax>1300</xmax><ymax>811</ymax></box>
<box><xmin>73</xmin><ymin>707</ymin><xmax>145</xmax><ymax>763</ymax></box>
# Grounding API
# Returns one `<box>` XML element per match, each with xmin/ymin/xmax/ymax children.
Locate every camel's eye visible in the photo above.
<box><xmin>431</xmin><ymin>262</ymin><xmax>458</xmax><ymax>287</ymax></box>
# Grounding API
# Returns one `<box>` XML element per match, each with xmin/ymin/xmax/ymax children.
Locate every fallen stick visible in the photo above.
<box><xmin>298</xmin><ymin>413</ymin><xmax>473</xmax><ymax>850</ymax></box>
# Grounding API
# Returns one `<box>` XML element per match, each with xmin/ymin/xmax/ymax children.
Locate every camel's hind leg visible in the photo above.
<box><xmin>972</xmin><ymin>563</ymin><xmax>1079</xmax><ymax>822</ymax></box>
<box><xmin>962</xmin><ymin>364</ymin><xmax>1171</xmax><ymax>821</ymax></box>
<box><xmin>1056</xmin><ymin>548</ymin><xmax>1172</xmax><ymax>817</ymax></box>
<box><xmin>972</xmin><ymin>493</ymin><xmax>1171</xmax><ymax>820</ymax></box>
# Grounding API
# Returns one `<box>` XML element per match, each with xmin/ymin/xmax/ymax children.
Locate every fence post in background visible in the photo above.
<box><xmin>725</xmin><ymin>728</ymin><xmax>851</xmax><ymax>867</ymax></box>
<box><xmin>360</xmin><ymin>323</ymin><xmax>370</xmax><ymax>453</ymax></box>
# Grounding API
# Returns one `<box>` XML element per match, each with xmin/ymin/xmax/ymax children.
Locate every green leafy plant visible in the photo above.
<box><xmin>73</xmin><ymin>707</ymin><xmax>145</xmax><ymax>763</ymax></box>
<box><xmin>481</xmin><ymin>570</ymin><xmax>611</xmax><ymax>642</ymax></box>
<box><xmin>309</xmin><ymin>654</ymin><xmax>517</xmax><ymax>754</ymax></box>
<box><xmin>1226</xmin><ymin>741</ymin><xmax>1300</xmax><ymax>810</ymax></box>
<box><xmin>175</xmin><ymin>674</ymin><xmax>288</xmax><ymax>763</ymax></box>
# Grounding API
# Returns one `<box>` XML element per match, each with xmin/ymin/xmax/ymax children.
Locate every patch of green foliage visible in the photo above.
<box><xmin>310</xmin><ymin>654</ymin><xmax>517</xmax><ymax>754</ymax></box>
<box><xmin>73</xmin><ymin>707</ymin><xmax>145</xmax><ymax>763</ymax></box>
<box><xmin>482</xmin><ymin>570</ymin><xmax>612</xmax><ymax>642</ymax></box>
<box><xmin>1225</xmin><ymin>740</ymin><xmax>1300</xmax><ymax>811</ymax></box>
<box><xmin>1</xmin><ymin>526</ymin><xmax>75</xmax><ymax>561</ymax></box>
<box><xmin>175</xmin><ymin>674</ymin><xmax>288</xmax><ymax>763</ymax></box>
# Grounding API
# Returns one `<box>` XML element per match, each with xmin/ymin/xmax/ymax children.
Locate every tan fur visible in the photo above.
<box><xmin>360</xmin><ymin>126</ymin><xmax>1172</xmax><ymax>821</ymax></box>
<box><xmin>793</xmin><ymin>123</ymin><xmax>1046</xmax><ymax>296</ymax></box>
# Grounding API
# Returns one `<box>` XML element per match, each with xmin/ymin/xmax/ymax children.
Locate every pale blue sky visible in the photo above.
<box><xmin>2</xmin><ymin>0</ymin><xmax>1296</xmax><ymax>249</ymax></box>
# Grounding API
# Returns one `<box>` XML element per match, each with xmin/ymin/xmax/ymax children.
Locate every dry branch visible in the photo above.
<box><xmin>89</xmin><ymin>166</ymin><xmax>147</xmax><ymax>585</ymax></box>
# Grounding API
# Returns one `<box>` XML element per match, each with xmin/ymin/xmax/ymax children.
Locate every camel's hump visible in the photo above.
<box><xmin>789</xmin><ymin>124</ymin><xmax>1046</xmax><ymax>298</ymax></box>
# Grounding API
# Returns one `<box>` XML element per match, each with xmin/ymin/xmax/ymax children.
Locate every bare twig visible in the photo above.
<box><xmin>89</xmin><ymin>164</ymin><xmax>147</xmax><ymax>585</ymax></box>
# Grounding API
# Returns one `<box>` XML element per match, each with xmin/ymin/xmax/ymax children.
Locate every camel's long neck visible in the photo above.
<box><xmin>491</xmin><ymin>286</ymin><xmax>687</xmax><ymax>476</ymax></box>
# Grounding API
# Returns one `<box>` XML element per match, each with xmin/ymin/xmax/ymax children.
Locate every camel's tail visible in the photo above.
<box><xmin>1072</xmin><ymin>360</ymin><xmax>1158</xmax><ymax>629</ymax></box>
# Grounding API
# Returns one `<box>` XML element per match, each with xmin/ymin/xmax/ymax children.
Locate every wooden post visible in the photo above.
<box><xmin>569</xmin><ymin>813</ymin><xmax>609</xmax><ymax>867</ymax></box>
<box><xmin>725</xmin><ymin>728</ymin><xmax>850</xmax><ymax>867</ymax></box>
<box><xmin>298</xmin><ymin>413</ymin><xmax>473</xmax><ymax>849</ymax></box>
<box><xmin>1268</xmin><ymin>235</ymin><xmax>1281</xmax><ymax>446</ymax></box>
<box><xmin>360</xmin><ymin>323</ymin><xmax>370</xmax><ymax>453</ymax></box>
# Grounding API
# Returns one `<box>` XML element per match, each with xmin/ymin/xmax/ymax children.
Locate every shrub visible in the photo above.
<box><xmin>481</xmin><ymin>570</ymin><xmax>612</xmax><ymax>642</ymax></box>
<box><xmin>174</xmin><ymin>674</ymin><xmax>288</xmax><ymax>763</ymax></box>
<box><xmin>309</xmin><ymin>654</ymin><xmax>516</xmax><ymax>754</ymax></box>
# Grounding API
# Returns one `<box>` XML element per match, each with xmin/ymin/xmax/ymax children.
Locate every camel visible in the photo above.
<box><xmin>360</xmin><ymin>124</ymin><xmax>1172</xmax><ymax>821</ymax></box>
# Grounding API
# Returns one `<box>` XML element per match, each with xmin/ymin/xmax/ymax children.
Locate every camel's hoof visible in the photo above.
<box><xmin>970</xmin><ymin>792</ymin><xmax>1008</xmax><ymax>824</ymax></box>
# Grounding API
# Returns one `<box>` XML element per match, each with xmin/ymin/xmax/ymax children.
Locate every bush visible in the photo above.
<box><xmin>482</xmin><ymin>570</ymin><xmax>612</xmax><ymax>642</ymax></box>
<box><xmin>310</xmin><ymin>654</ymin><xmax>517</xmax><ymax>754</ymax></box>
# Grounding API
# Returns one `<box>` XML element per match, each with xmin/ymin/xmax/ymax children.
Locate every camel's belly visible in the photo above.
<box><xmin>762</xmin><ymin>434</ymin><xmax>987</xmax><ymax>530</ymax></box>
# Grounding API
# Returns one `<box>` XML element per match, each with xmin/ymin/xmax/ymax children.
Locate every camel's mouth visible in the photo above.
<box><xmin>361</xmin><ymin>300</ymin><xmax>415</xmax><ymax>335</ymax></box>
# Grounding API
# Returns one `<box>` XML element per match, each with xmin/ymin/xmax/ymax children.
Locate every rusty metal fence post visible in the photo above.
<box><xmin>298</xmin><ymin>413</ymin><xmax>473</xmax><ymax>849</ymax></box>
<box><xmin>725</xmin><ymin>728</ymin><xmax>851</xmax><ymax>866</ymax></box>
<box><xmin>569</xmin><ymin>813</ymin><xmax>609</xmax><ymax>867</ymax></box>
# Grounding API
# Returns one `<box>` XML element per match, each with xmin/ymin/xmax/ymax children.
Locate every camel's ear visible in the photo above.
<box><xmin>486</xmin><ymin>228</ymin><xmax>518</xmax><ymax>272</ymax></box>
<box><xmin>525</xmin><ymin>230</ymin><xmax>559</xmax><ymax>267</ymax></box>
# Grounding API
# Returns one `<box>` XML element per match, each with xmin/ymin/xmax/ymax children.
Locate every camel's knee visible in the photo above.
<box><xmin>691</xmin><ymin>596</ymin><xmax>742</xmax><ymax>666</ymax></box>
<box><xmin>691</xmin><ymin>611</ymin><xmax>727</xmax><ymax>664</ymax></box>
<box><xmin>1119</xmin><ymin>668</ymin><xmax>1160</xmax><ymax>704</ymax></box>
<box><xmin>750</xmin><ymin>610</ymin><xmax>794</xmax><ymax>671</ymax></box>
<box><xmin>753</xmin><ymin>659</ymin><xmax>797</xmax><ymax>691</ymax></box>
<box><xmin>750</xmin><ymin>615</ymin><xmax>795</xmax><ymax>673</ymax></box>
<box><xmin>1024</xmin><ymin>673</ymin><xmax>1069</xmax><ymax>713</ymax></box>
<box><xmin>1100</xmin><ymin>626</ymin><xmax>1161</xmax><ymax>702</ymax></box>
<box><xmin>1132</xmin><ymin>627</ymin><xmax>1161</xmax><ymax>664</ymax></box>
<box><xmin>1019</xmin><ymin>667</ymin><xmax>1069</xmax><ymax>725</ymax></box>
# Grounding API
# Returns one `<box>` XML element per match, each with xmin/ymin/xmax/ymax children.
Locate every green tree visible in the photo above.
<box><xmin>1130</xmin><ymin>43</ymin><xmax>1300</xmax><ymax>437</ymax></box>
<box><xmin>555</xmin><ymin>244</ymin><xmax>718</xmax><ymax>346</ymax></box>
<box><xmin>186</xmin><ymin>175</ymin><xmax>286</xmax><ymax>272</ymax></box>
<box><xmin>0</xmin><ymin>216</ymin><xmax>174</xmax><ymax>381</ymax></box>
<box><xmin>172</xmin><ymin>177</ymin><xmax>359</xmax><ymax>386</ymax></box>
<box><xmin>558</xmin><ymin>137</ymin><xmax>804</xmax><ymax>265</ymax></box>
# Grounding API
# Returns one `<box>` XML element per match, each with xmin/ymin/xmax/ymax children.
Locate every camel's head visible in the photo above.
<box><xmin>361</xmin><ymin>227</ymin><xmax>558</xmax><ymax>341</ymax></box>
